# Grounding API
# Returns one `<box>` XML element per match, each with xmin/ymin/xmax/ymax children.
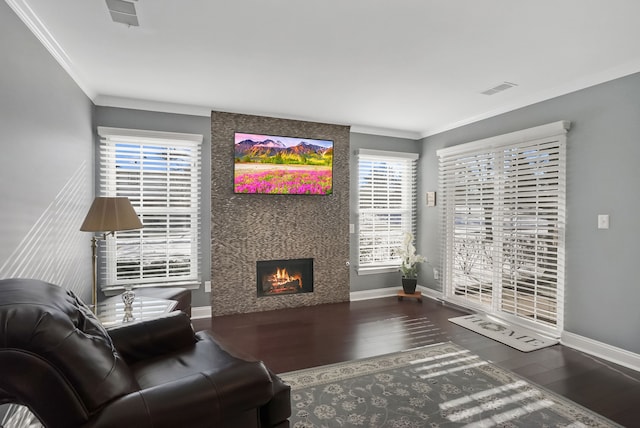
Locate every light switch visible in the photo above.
<box><xmin>597</xmin><ymin>214</ymin><xmax>609</xmax><ymax>229</ymax></box>
<box><xmin>349</xmin><ymin>223</ymin><xmax>355</xmax><ymax>234</ymax></box>
<box><xmin>426</xmin><ymin>192</ymin><xmax>436</xmax><ymax>207</ymax></box>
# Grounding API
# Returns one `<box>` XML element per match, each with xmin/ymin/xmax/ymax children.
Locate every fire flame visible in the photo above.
<box><xmin>261</xmin><ymin>267</ymin><xmax>304</xmax><ymax>294</ymax></box>
<box><xmin>275</xmin><ymin>267</ymin><xmax>303</xmax><ymax>288</ymax></box>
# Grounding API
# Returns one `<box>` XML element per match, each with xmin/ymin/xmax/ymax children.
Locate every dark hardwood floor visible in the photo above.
<box><xmin>192</xmin><ymin>297</ymin><xmax>640</xmax><ymax>426</ymax></box>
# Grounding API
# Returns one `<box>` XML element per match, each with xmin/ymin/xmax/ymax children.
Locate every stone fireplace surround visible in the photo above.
<box><xmin>211</xmin><ymin>111</ymin><xmax>350</xmax><ymax>316</ymax></box>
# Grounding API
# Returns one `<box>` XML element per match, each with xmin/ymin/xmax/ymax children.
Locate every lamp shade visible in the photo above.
<box><xmin>80</xmin><ymin>197</ymin><xmax>143</xmax><ymax>232</ymax></box>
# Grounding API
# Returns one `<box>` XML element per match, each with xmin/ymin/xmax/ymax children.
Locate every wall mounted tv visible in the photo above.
<box><xmin>234</xmin><ymin>132</ymin><xmax>333</xmax><ymax>195</ymax></box>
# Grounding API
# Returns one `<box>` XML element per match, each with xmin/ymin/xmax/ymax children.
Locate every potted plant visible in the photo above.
<box><xmin>397</xmin><ymin>232</ymin><xmax>426</xmax><ymax>294</ymax></box>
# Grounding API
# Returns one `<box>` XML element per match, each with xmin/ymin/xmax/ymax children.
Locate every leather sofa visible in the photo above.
<box><xmin>0</xmin><ymin>278</ymin><xmax>290</xmax><ymax>428</ymax></box>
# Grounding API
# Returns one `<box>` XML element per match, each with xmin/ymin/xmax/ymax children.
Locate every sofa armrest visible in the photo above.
<box><xmin>107</xmin><ymin>311</ymin><xmax>196</xmax><ymax>363</ymax></box>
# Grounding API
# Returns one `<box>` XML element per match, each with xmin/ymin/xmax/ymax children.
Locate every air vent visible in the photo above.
<box><xmin>106</xmin><ymin>0</ymin><xmax>139</xmax><ymax>26</ymax></box>
<box><xmin>481</xmin><ymin>81</ymin><xmax>518</xmax><ymax>96</ymax></box>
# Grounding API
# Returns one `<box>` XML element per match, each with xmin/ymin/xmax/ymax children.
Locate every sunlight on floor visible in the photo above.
<box><xmin>351</xmin><ymin>315</ymin><xmax>444</xmax><ymax>357</ymax></box>
<box><xmin>410</xmin><ymin>349</ymin><xmax>562</xmax><ymax>428</ymax></box>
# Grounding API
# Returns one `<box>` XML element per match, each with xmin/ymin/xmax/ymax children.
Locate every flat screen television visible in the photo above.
<box><xmin>234</xmin><ymin>132</ymin><xmax>333</xmax><ymax>195</ymax></box>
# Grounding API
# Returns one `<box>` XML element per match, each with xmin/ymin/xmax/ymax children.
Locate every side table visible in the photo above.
<box><xmin>97</xmin><ymin>295</ymin><xmax>177</xmax><ymax>327</ymax></box>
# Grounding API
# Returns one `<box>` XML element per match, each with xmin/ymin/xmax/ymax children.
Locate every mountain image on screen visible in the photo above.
<box><xmin>235</xmin><ymin>139</ymin><xmax>332</xmax><ymax>158</ymax></box>
<box><xmin>233</xmin><ymin>133</ymin><xmax>333</xmax><ymax>195</ymax></box>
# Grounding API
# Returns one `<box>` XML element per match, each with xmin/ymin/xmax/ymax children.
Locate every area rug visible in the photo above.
<box><xmin>449</xmin><ymin>314</ymin><xmax>558</xmax><ymax>352</ymax></box>
<box><xmin>279</xmin><ymin>342</ymin><xmax>619</xmax><ymax>428</ymax></box>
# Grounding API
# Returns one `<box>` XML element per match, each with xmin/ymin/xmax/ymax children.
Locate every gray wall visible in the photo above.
<box><xmin>211</xmin><ymin>112</ymin><xmax>350</xmax><ymax>315</ymax></box>
<box><xmin>419</xmin><ymin>72</ymin><xmax>640</xmax><ymax>354</ymax></box>
<box><xmin>0</xmin><ymin>2</ymin><xmax>93</xmax><ymax>299</ymax></box>
<box><xmin>93</xmin><ymin>106</ymin><xmax>213</xmax><ymax>307</ymax></box>
<box><xmin>349</xmin><ymin>132</ymin><xmax>421</xmax><ymax>292</ymax></box>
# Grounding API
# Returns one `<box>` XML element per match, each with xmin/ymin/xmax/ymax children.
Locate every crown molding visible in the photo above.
<box><xmin>6</xmin><ymin>0</ymin><xmax>95</xmax><ymax>100</ymax></box>
<box><xmin>349</xmin><ymin>125</ymin><xmax>422</xmax><ymax>140</ymax></box>
<box><xmin>96</xmin><ymin>95</ymin><xmax>423</xmax><ymax>140</ymax></box>
<box><xmin>94</xmin><ymin>95</ymin><xmax>213</xmax><ymax>117</ymax></box>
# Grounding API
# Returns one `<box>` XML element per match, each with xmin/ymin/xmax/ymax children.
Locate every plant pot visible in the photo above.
<box><xmin>402</xmin><ymin>277</ymin><xmax>417</xmax><ymax>294</ymax></box>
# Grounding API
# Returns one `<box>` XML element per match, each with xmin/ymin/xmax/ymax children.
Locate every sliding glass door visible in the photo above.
<box><xmin>438</xmin><ymin>122</ymin><xmax>568</xmax><ymax>335</ymax></box>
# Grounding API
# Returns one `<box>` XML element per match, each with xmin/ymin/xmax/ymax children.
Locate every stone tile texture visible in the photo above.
<box><xmin>211</xmin><ymin>111</ymin><xmax>350</xmax><ymax>315</ymax></box>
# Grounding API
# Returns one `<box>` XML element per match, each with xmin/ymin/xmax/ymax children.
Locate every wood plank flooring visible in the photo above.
<box><xmin>192</xmin><ymin>296</ymin><xmax>640</xmax><ymax>426</ymax></box>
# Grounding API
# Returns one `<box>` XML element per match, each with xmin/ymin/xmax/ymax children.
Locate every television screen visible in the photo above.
<box><xmin>234</xmin><ymin>132</ymin><xmax>333</xmax><ymax>195</ymax></box>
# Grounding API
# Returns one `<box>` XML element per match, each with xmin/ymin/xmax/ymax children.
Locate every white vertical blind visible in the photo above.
<box><xmin>440</xmin><ymin>150</ymin><xmax>498</xmax><ymax>307</ymax></box>
<box><xmin>438</xmin><ymin>121</ymin><xmax>568</xmax><ymax>334</ymax></box>
<box><xmin>97</xmin><ymin>127</ymin><xmax>203</xmax><ymax>290</ymax></box>
<box><xmin>357</xmin><ymin>149</ymin><xmax>418</xmax><ymax>272</ymax></box>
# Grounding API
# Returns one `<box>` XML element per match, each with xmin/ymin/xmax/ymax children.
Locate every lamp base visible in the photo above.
<box><xmin>122</xmin><ymin>286</ymin><xmax>136</xmax><ymax>322</ymax></box>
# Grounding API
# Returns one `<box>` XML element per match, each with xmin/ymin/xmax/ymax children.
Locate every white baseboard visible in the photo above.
<box><xmin>561</xmin><ymin>331</ymin><xmax>640</xmax><ymax>373</ymax></box>
<box><xmin>192</xmin><ymin>286</ymin><xmax>441</xmax><ymax>316</ymax></box>
<box><xmin>349</xmin><ymin>287</ymin><xmax>399</xmax><ymax>301</ymax></box>
<box><xmin>417</xmin><ymin>285</ymin><xmax>444</xmax><ymax>301</ymax></box>
<box><xmin>191</xmin><ymin>305</ymin><xmax>212</xmax><ymax>319</ymax></box>
<box><xmin>349</xmin><ymin>285</ymin><xmax>443</xmax><ymax>302</ymax></box>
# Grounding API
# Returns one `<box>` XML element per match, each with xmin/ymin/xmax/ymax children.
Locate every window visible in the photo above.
<box><xmin>97</xmin><ymin>127</ymin><xmax>202</xmax><ymax>291</ymax></box>
<box><xmin>357</xmin><ymin>149</ymin><xmax>418</xmax><ymax>273</ymax></box>
<box><xmin>438</xmin><ymin>121</ymin><xmax>568</xmax><ymax>335</ymax></box>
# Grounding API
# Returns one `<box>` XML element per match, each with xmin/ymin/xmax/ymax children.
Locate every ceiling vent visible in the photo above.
<box><xmin>481</xmin><ymin>81</ymin><xmax>518</xmax><ymax>96</ymax></box>
<box><xmin>105</xmin><ymin>0</ymin><xmax>139</xmax><ymax>26</ymax></box>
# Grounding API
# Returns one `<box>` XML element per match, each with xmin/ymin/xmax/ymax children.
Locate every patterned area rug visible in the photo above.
<box><xmin>449</xmin><ymin>314</ymin><xmax>558</xmax><ymax>352</ymax></box>
<box><xmin>279</xmin><ymin>342</ymin><xmax>620</xmax><ymax>428</ymax></box>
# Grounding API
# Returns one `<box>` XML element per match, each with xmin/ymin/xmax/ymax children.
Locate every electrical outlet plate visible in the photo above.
<box><xmin>598</xmin><ymin>214</ymin><xmax>609</xmax><ymax>229</ymax></box>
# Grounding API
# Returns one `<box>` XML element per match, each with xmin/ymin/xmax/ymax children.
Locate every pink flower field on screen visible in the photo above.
<box><xmin>234</xmin><ymin>169</ymin><xmax>332</xmax><ymax>195</ymax></box>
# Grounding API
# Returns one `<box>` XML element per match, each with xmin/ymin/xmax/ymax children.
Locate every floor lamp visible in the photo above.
<box><xmin>80</xmin><ymin>197</ymin><xmax>143</xmax><ymax>311</ymax></box>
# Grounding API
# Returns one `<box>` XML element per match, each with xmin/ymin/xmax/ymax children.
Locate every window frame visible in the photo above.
<box><xmin>356</xmin><ymin>149</ymin><xmax>418</xmax><ymax>275</ymax></box>
<box><xmin>97</xmin><ymin>127</ymin><xmax>203</xmax><ymax>292</ymax></box>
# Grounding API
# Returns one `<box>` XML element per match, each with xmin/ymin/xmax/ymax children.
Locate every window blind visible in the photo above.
<box><xmin>97</xmin><ymin>127</ymin><xmax>203</xmax><ymax>290</ymax></box>
<box><xmin>357</xmin><ymin>149</ymin><xmax>418</xmax><ymax>272</ymax></box>
<box><xmin>438</xmin><ymin>121</ymin><xmax>568</xmax><ymax>334</ymax></box>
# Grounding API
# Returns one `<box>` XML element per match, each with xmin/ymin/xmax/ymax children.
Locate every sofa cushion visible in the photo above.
<box><xmin>129</xmin><ymin>331</ymin><xmax>274</xmax><ymax>413</ymax></box>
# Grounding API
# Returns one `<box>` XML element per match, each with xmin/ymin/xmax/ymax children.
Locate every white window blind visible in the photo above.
<box><xmin>438</xmin><ymin>121</ymin><xmax>568</xmax><ymax>334</ymax></box>
<box><xmin>357</xmin><ymin>149</ymin><xmax>418</xmax><ymax>273</ymax></box>
<box><xmin>97</xmin><ymin>127</ymin><xmax>203</xmax><ymax>290</ymax></box>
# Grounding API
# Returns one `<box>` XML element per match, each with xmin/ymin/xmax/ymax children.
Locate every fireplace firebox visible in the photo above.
<box><xmin>256</xmin><ymin>258</ymin><xmax>313</xmax><ymax>297</ymax></box>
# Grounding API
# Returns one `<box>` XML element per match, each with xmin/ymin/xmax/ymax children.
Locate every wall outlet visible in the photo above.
<box><xmin>204</xmin><ymin>280</ymin><xmax>211</xmax><ymax>292</ymax></box>
<box><xmin>433</xmin><ymin>268</ymin><xmax>439</xmax><ymax>280</ymax></box>
<box><xmin>597</xmin><ymin>214</ymin><xmax>609</xmax><ymax>229</ymax></box>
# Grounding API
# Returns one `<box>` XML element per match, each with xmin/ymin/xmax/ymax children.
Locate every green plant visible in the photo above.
<box><xmin>397</xmin><ymin>232</ymin><xmax>426</xmax><ymax>279</ymax></box>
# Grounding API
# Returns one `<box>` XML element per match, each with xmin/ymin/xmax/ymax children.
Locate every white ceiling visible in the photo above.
<box><xmin>9</xmin><ymin>0</ymin><xmax>640</xmax><ymax>139</ymax></box>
